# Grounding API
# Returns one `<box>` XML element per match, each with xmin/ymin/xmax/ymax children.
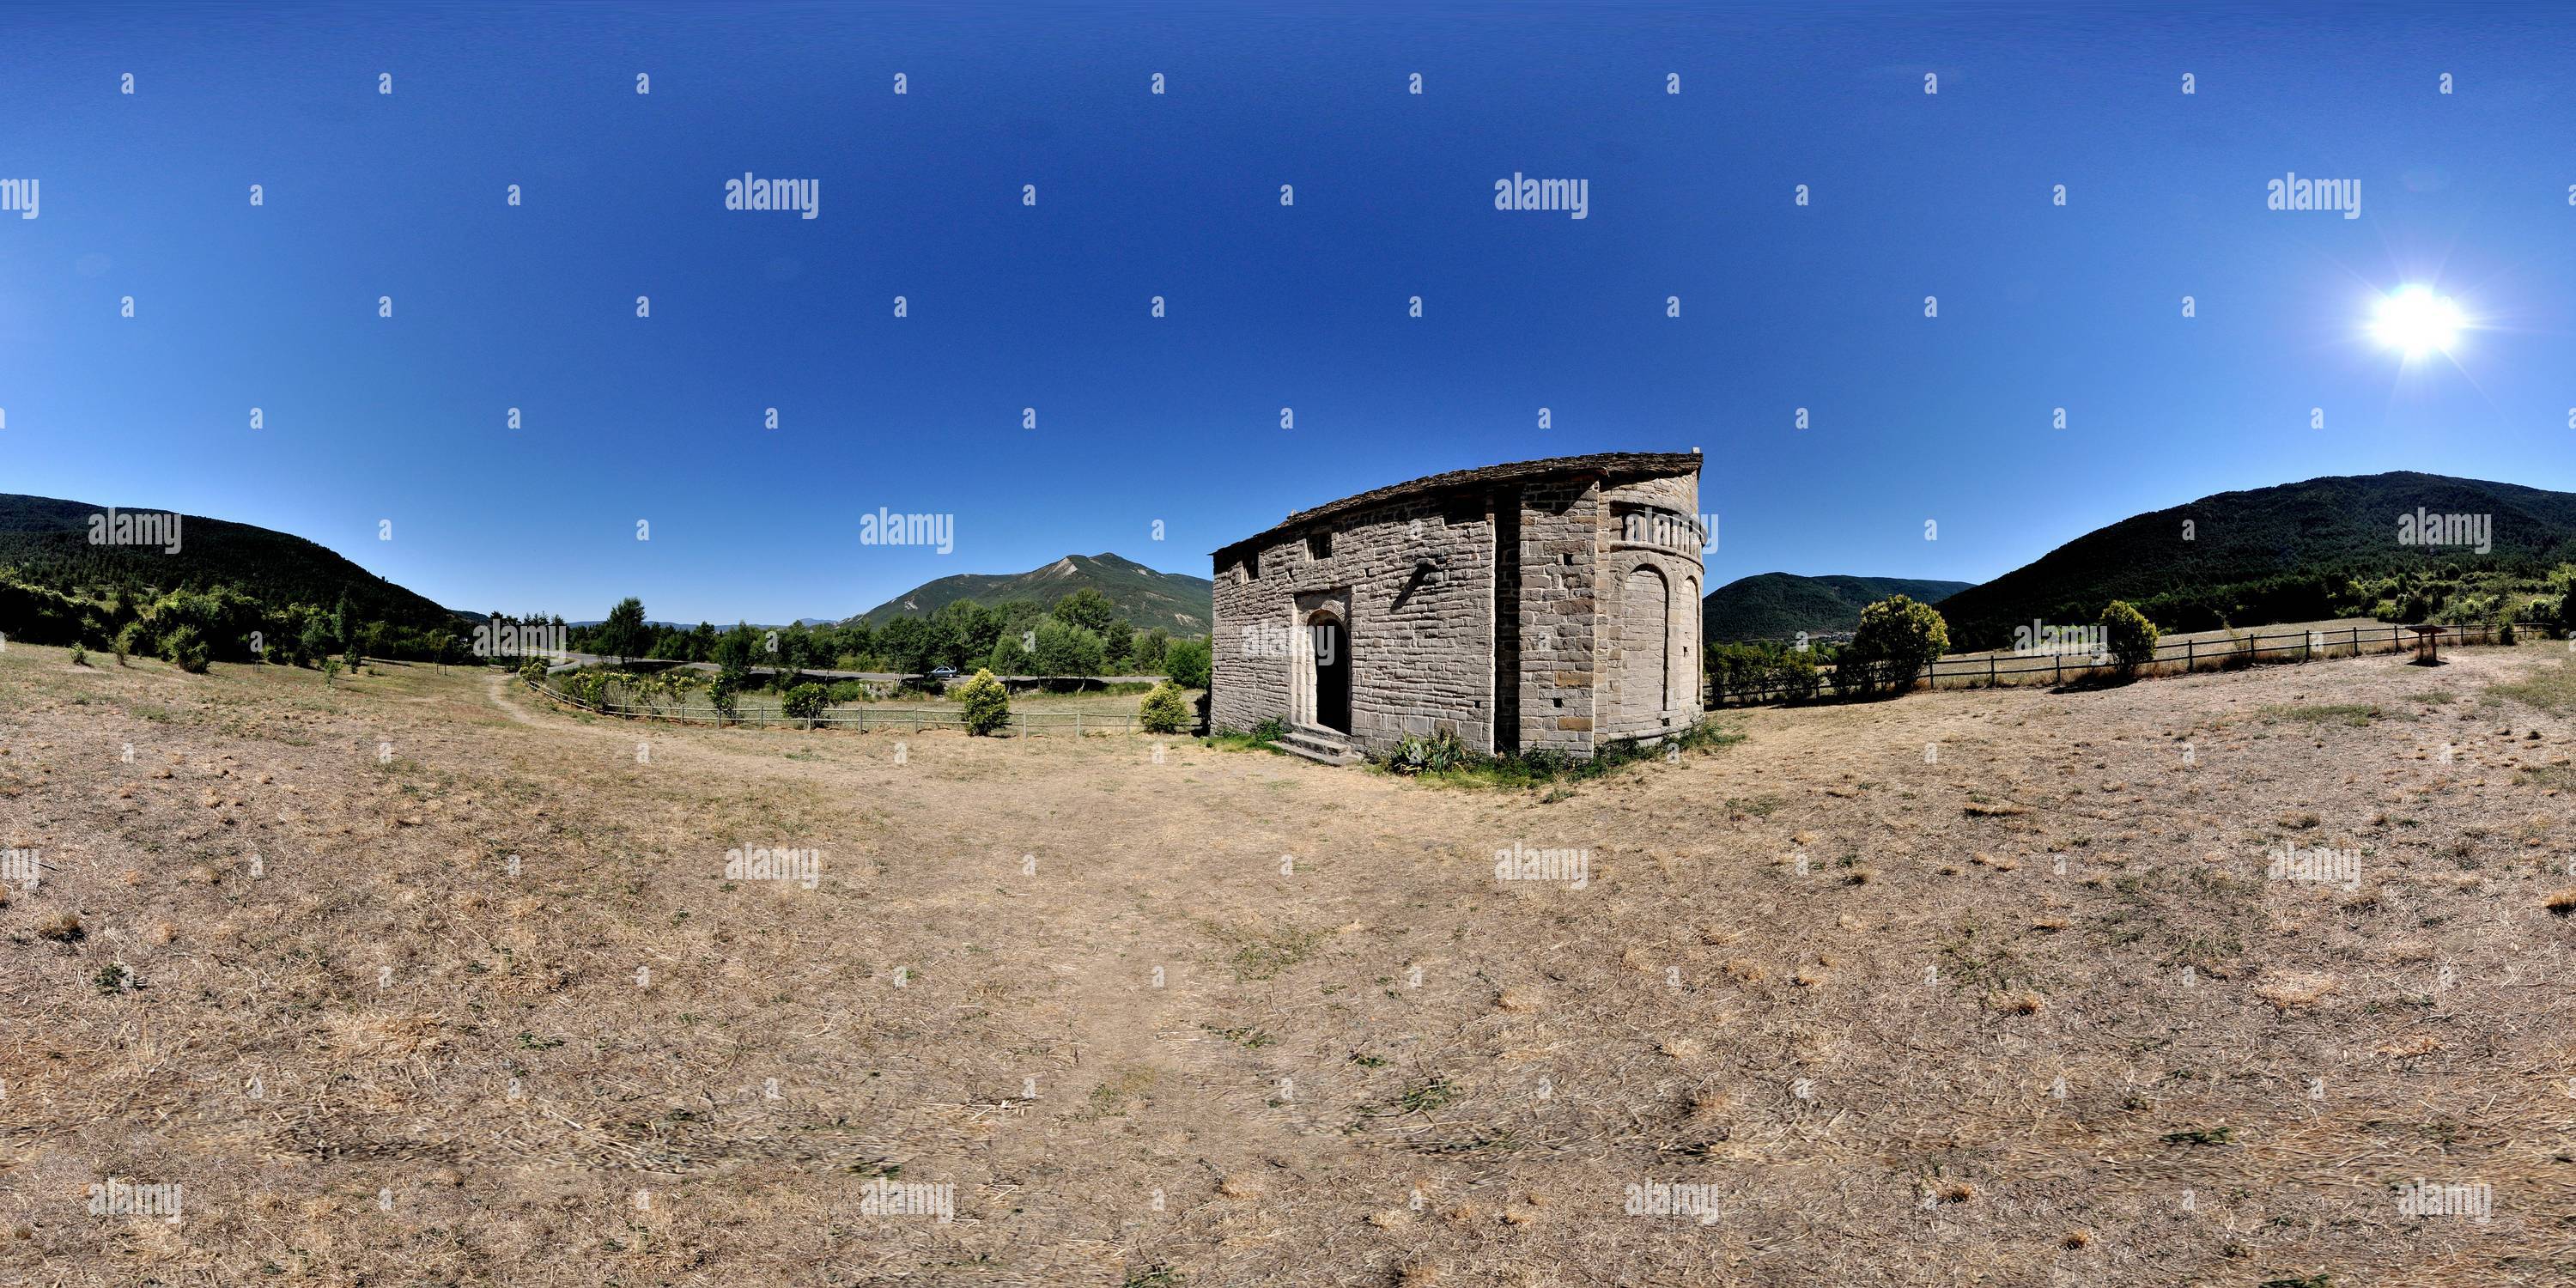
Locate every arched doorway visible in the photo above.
<box><xmin>1309</xmin><ymin>611</ymin><xmax>1350</xmax><ymax>733</ymax></box>
<box><xmin>1623</xmin><ymin>566</ymin><xmax>1669</xmax><ymax>724</ymax></box>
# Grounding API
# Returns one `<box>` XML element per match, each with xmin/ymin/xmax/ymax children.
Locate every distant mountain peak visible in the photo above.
<box><xmin>1704</xmin><ymin>573</ymin><xmax>1974</xmax><ymax>643</ymax></box>
<box><xmin>851</xmin><ymin>552</ymin><xmax>1212</xmax><ymax>634</ymax></box>
<box><xmin>1933</xmin><ymin>470</ymin><xmax>2576</xmax><ymax>648</ymax></box>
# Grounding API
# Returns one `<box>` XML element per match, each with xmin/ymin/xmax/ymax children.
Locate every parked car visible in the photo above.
<box><xmin>929</xmin><ymin>666</ymin><xmax>957</xmax><ymax>679</ymax></box>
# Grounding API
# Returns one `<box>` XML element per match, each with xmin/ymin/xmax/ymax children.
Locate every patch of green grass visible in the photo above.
<box><xmin>2487</xmin><ymin>659</ymin><xmax>2576</xmax><ymax>714</ymax></box>
<box><xmin>1201</xmin><ymin>716</ymin><xmax>1290</xmax><ymax>756</ymax></box>
<box><xmin>1121</xmin><ymin>1268</ymin><xmax>1182</xmax><ymax>1288</ymax></box>
<box><xmin>2161</xmin><ymin>1125</ymin><xmax>2235</xmax><ymax>1146</ymax></box>
<box><xmin>2515</xmin><ymin>765</ymin><xmax>2576</xmax><ymax>791</ymax></box>
<box><xmin>1391</xmin><ymin>718</ymin><xmax>1745</xmax><ymax>792</ymax></box>
<box><xmin>2257</xmin><ymin>703</ymin><xmax>2380</xmax><ymax>727</ymax></box>
<box><xmin>1725</xmin><ymin>794</ymin><xmax>1783</xmax><ymax>817</ymax></box>
<box><xmin>1200</xmin><ymin>1023</ymin><xmax>1275</xmax><ymax>1049</ymax></box>
<box><xmin>1388</xmin><ymin>1076</ymin><xmax>1458</xmax><ymax>1115</ymax></box>
<box><xmin>1222</xmin><ymin>925</ymin><xmax>1329</xmax><ymax>981</ymax></box>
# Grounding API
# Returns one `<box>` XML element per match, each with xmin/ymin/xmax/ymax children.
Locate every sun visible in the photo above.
<box><xmin>2372</xmin><ymin>286</ymin><xmax>2465</xmax><ymax>357</ymax></box>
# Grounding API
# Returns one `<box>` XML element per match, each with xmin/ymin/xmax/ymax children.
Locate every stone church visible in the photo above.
<box><xmin>1210</xmin><ymin>452</ymin><xmax>1705</xmax><ymax>763</ymax></box>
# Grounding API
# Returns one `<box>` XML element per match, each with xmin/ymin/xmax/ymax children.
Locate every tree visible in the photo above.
<box><xmin>1102</xmin><ymin>625</ymin><xmax>1134</xmax><ymax>671</ymax></box>
<box><xmin>599</xmin><ymin>598</ymin><xmax>649</xmax><ymax>662</ymax></box>
<box><xmin>955</xmin><ymin>669</ymin><xmax>1012</xmax><ymax>735</ymax></box>
<box><xmin>934</xmin><ymin>600</ymin><xmax>1003</xmax><ymax>669</ymax></box>
<box><xmin>2098</xmin><ymin>600</ymin><xmax>2160</xmax><ymax>678</ymax></box>
<box><xmin>1139</xmin><ymin>681</ymin><xmax>1191</xmax><ymax>734</ymax></box>
<box><xmin>1163</xmin><ymin>637</ymin><xmax>1212</xmax><ymax>690</ymax></box>
<box><xmin>1051</xmin><ymin>588</ymin><xmax>1120</xmax><ymax>638</ymax></box>
<box><xmin>781</xmin><ymin>683</ymin><xmax>829</xmax><ymax>727</ymax></box>
<box><xmin>161</xmin><ymin>624</ymin><xmax>210</xmax><ymax>673</ymax></box>
<box><xmin>1133</xmin><ymin>627</ymin><xmax>1170</xmax><ymax>672</ymax></box>
<box><xmin>1841</xmin><ymin>596</ymin><xmax>1948</xmax><ymax>699</ymax></box>
<box><xmin>1030</xmin><ymin>617</ymin><xmax>1105</xmax><ymax>678</ymax></box>
<box><xmin>877</xmin><ymin>617</ymin><xmax>945</xmax><ymax>675</ymax></box>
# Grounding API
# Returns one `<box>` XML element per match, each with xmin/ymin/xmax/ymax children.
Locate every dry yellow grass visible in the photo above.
<box><xmin>5</xmin><ymin>641</ymin><xmax>2576</xmax><ymax>1285</ymax></box>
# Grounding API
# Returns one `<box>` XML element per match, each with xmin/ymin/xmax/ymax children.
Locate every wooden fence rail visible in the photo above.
<box><xmin>1708</xmin><ymin>623</ymin><xmax>2506</xmax><ymax>708</ymax></box>
<box><xmin>524</xmin><ymin>676</ymin><xmax>1167</xmax><ymax>734</ymax></box>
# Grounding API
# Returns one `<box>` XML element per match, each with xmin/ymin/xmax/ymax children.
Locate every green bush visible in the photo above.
<box><xmin>519</xmin><ymin>657</ymin><xmax>548</xmax><ymax>685</ymax></box>
<box><xmin>956</xmin><ymin>669</ymin><xmax>1012</xmax><ymax>736</ymax></box>
<box><xmin>826</xmin><ymin>679</ymin><xmax>872</xmax><ymax>703</ymax></box>
<box><xmin>161</xmin><ymin>624</ymin><xmax>210</xmax><ymax>673</ymax></box>
<box><xmin>1839</xmin><ymin>596</ymin><xmax>1948</xmax><ymax>698</ymax></box>
<box><xmin>1163</xmin><ymin>638</ymin><xmax>1212</xmax><ymax>690</ymax></box>
<box><xmin>2098</xmin><ymin>600</ymin><xmax>2161</xmax><ymax>677</ymax></box>
<box><xmin>70</xmin><ymin>643</ymin><xmax>89</xmax><ymax>667</ymax></box>
<box><xmin>1139</xmin><ymin>681</ymin><xmax>1192</xmax><ymax>734</ymax></box>
<box><xmin>1383</xmin><ymin>732</ymin><xmax>1470</xmax><ymax>775</ymax></box>
<box><xmin>1029</xmin><ymin>618</ymin><xmax>1105</xmax><ymax>678</ymax></box>
<box><xmin>781</xmin><ymin>683</ymin><xmax>829</xmax><ymax>725</ymax></box>
<box><xmin>1706</xmin><ymin>641</ymin><xmax>1821</xmax><ymax>702</ymax></box>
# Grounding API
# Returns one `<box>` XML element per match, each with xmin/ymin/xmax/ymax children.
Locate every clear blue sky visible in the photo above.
<box><xmin>4</xmin><ymin>2</ymin><xmax>2571</xmax><ymax>623</ymax></box>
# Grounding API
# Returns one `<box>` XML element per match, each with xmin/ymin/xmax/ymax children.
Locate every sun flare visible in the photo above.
<box><xmin>2372</xmin><ymin>285</ymin><xmax>2465</xmax><ymax>356</ymax></box>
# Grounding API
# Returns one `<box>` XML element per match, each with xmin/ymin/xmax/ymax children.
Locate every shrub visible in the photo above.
<box><xmin>1249</xmin><ymin>716</ymin><xmax>1286</xmax><ymax>744</ymax></box>
<box><xmin>69</xmin><ymin>643</ymin><xmax>88</xmax><ymax>667</ymax></box>
<box><xmin>1163</xmin><ymin>638</ymin><xmax>1212</xmax><ymax>690</ymax></box>
<box><xmin>1840</xmin><ymin>596</ymin><xmax>1948</xmax><ymax>698</ymax></box>
<box><xmin>519</xmin><ymin>657</ymin><xmax>548</xmax><ymax>685</ymax></box>
<box><xmin>322</xmin><ymin>657</ymin><xmax>342</xmax><ymax>686</ymax></box>
<box><xmin>1139</xmin><ymin>682</ymin><xmax>1192</xmax><ymax>734</ymax></box>
<box><xmin>826</xmin><ymin>679</ymin><xmax>872</xmax><ymax>703</ymax></box>
<box><xmin>781</xmin><ymin>683</ymin><xmax>829</xmax><ymax>726</ymax></box>
<box><xmin>1384</xmin><ymin>732</ymin><xmax>1471</xmax><ymax>775</ymax></box>
<box><xmin>2098</xmin><ymin>600</ymin><xmax>2161</xmax><ymax>677</ymax></box>
<box><xmin>1706</xmin><ymin>641</ymin><xmax>1821</xmax><ymax>702</ymax></box>
<box><xmin>956</xmin><ymin>669</ymin><xmax>1012</xmax><ymax>736</ymax></box>
<box><xmin>161</xmin><ymin>624</ymin><xmax>210</xmax><ymax>673</ymax></box>
<box><xmin>115</xmin><ymin>620</ymin><xmax>147</xmax><ymax>666</ymax></box>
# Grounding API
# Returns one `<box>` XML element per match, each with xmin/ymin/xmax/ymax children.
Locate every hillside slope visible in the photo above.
<box><xmin>1934</xmin><ymin>471</ymin><xmax>2576</xmax><ymax>647</ymax></box>
<box><xmin>853</xmin><ymin>553</ymin><xmax>1212</xmax><ymax>633</ymax></box>
<box><xmin>1703</xmin><ymin>573</ymin><xmax>1974</xmax><ymax>642</ymax></box>
<box><xmin>0</xmin><ymin>493</ymin><xmax>459</xmax><ymax>627</ymax></box>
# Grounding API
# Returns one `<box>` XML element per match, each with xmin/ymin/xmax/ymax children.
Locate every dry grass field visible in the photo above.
<box><xmin>5</xmin><ymin>639</ymin><xmax>2576</xmax><ymax>1286</ymax></box>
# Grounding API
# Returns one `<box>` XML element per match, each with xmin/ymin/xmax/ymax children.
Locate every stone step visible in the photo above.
<box><xmin>1277</xmin><ymin>726</ymin><xmax>1364</xmax><ymax>767</ymax></box>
